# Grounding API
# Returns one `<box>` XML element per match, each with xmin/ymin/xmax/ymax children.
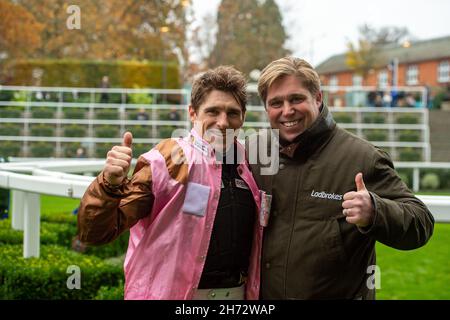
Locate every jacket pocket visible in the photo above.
<box><xmin>182</xmin><ymin>182</ymin><xmax>211</xmax><ymax>217</ymax></box>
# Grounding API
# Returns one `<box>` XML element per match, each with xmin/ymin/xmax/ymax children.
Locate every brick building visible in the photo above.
<box><xmin>316</xmin><ymin>35</ymin><xmax>450</xmax><ymax>107</ymax></box>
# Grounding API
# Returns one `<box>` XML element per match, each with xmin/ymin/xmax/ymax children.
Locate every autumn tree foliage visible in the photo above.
<box><xmin>346</xmin><ymin>24</ymin><xmax>413</xmax><ymax>81</ymax></box>
<box><xmin>4</xmin><ymin>0</ymin><xmax>190</xmax><ymax>62</ymax></box>
<box><xmin>208</xmin><ymin>0</ymin><xmax>289</xmax><ymax>75</ymax></box>
<box><xmin>0</xmin><ymin>0</ymin><xmax>43</xmax><ymax>59</ymax></box>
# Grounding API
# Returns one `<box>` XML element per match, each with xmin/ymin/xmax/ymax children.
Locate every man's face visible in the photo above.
<box><xmin>189</xmin><ymin>90</ymin><xmax>244</xmax><ymax>151</ymax></box>
<box><xmin>265</xmin><ymin>75</ymin><xmax>322</xmax><ymax>142</ymax></box>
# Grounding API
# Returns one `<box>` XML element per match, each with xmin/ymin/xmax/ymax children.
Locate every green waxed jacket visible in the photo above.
<box><xmin>247</xmin><ymin>104</ymin><xmax>434</xmax><ymax>300</ymax></box>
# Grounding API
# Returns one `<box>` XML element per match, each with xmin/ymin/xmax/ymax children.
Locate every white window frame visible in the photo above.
<box><xmin>406</xmin><ymin>65</ymin><xmax>419</xmax><ymax>85</ymax></box>
<box><xmin>352</xmin><ymin>74</ymin><xmax>363</xmax><ymax>87</ymax></box>
<box><xmin>378</xmin><ymin>70</ymin><xmax>388</xmax><ymax>88</ymax></box>
<box><xmin>329</xmin><ymin>75</ymin><xmax>338</xmax><ymax>92</ymax></box>
<box><xmin>438</xmin><ymin>61</ymin><xmax>449</xmax><ymax>83</ymax></box>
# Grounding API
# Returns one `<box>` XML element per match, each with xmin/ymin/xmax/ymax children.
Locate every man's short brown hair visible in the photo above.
<box><xmin>191</xmin><ymin>66</ymin><xmax>247</xmax><ymax>113</ymax></box>
<box><xmin>258</xmin><ymin>57</ymin><xmax>321</xmax><ymax>106</ymax></box>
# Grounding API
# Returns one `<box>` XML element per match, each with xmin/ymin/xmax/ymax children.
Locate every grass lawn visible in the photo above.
<box><xmin>34</xmin><ymin>195</ymin><xmax>450</xmax><ymax>300</ymax></box>
<box><xmin>376</xmin><ymin>223</ymin><xmax>450</xmax><ymax>299</ymax></box>
<box><xmin>40</xmin><ymin>195</ymin><xmax>81</xmax><ymax>214</ymax></box>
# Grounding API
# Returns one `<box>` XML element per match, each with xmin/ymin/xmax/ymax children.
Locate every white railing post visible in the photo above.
<box><xmin>23</xmin><ymin>192</ymin><xmax>41</xmax><ymax>258</ymax></box>
<box><xmin>11</xmin><ymin>189</ymin><xmax>25</xmax><ymax>230</ymax></box>
<box><xmin>413</xmin><ymin>167</ymin><xmax>420</xmax><ymax>192</ymax></box>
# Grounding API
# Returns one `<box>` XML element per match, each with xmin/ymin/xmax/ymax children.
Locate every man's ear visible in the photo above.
<box><xmin>315</xmin><ymin>91</ymin><xmax>323</xmax><ymax>106</ymax></box>
<box><xmin>188</xmin><ymin>104</ymin><xmax>197</xmax><ymax>122</ymax></box>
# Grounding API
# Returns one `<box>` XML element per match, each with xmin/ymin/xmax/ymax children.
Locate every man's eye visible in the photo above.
<box><xmin>290</xmin><ymin>97</ymin><xmax>303</xmax><ymax>104</ymax></box>
<box><xmin>269</xmin><ymin>101</ymin><xmax>282</xmax><ymax>108</ymax></box>
<box><xmin>207</xmin><ymin>110</ymin><xmax>218</xmax><ymax>115</ymax></box>
<box><xmin>228</xmin><ymin>112</ymin><xmax>239</xmax><ymax>117</ymax></box>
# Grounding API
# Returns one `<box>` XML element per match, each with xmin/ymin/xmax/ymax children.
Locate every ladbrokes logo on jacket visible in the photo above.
<box><xmin>310</xmin><ymin>190</ymin><xmax>343</xmax><ymax>201</ymax></box>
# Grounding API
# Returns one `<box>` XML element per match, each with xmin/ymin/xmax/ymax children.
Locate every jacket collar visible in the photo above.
<box><xmin>279</xmin><ymin>103</ymin><xmax>336</xmax><ymax>159</ymax></box>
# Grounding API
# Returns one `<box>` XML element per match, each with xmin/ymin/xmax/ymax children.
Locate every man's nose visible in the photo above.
<box><xmin>216</xmin><ymin>112</ymin><xmax>230</xmax><ymax>129</ymax></box>
<box><xmin>281</xmin><ymin>100</ymin><xmax>295</xmax><ymax>117</ymax></box>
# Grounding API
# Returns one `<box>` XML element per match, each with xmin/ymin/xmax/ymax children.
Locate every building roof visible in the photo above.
<box><xmin>315</xmin><ymin>35</ymin><xmax>450</xmax><ymax>74</ymax></box>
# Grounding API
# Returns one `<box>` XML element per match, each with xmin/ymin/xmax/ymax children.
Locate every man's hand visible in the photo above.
<box><xmin>104</xmin><ymin>132</ymin><xmax>133</xmax><ymax>186</ymax></box>
<box><xmin>342</xmin><ymin>173</ymin><xmax>375</xmax><ymax>228</ymax></box>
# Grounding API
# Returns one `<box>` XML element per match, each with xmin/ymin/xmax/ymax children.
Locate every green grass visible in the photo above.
<box><xmin>417</xmin><ymin>191</ymin><xmax>450</xmax><ymax>196</ymax></box>
<box><xmin>376</xmin><ymin>223</ymin><xmax>450</xmax><ymax>299</ymax></box>
<box><xmin>40</xmin><ymin>195</ymin><xmax>81</xmax><ymax>214</ymax></box>
<box><xmin>6</xmin><ymin>195</ymin><xmax>450</xmax><ymax>299</ymax></box>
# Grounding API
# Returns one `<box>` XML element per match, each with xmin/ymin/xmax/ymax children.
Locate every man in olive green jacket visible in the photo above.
<box><xmin>247</xmin><ymin>57</ymin><xmax>434</xmax><ymax>299</ymax></box>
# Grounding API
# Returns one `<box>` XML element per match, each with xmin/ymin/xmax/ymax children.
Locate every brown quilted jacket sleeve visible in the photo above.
<box><xmin>77</xmin><ymin>156</ymin><xmax>154</xmax><ymax>245</ymax></box>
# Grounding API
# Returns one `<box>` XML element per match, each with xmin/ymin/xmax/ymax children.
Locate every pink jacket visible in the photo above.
<box><xmin>124</xmin><ymin>130</ymin><xmax>263</xmax><ymax>299</ymax></box>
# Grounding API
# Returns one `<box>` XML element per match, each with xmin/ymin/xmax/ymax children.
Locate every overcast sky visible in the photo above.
<box><xmin>192</xmin><ymin>0</ymin><xmax>450</xmax><ymax>67</ymax></box>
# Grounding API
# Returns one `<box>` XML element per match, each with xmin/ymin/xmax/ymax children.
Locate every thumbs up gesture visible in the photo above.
<box><xmin>104</xmin><ymin>132</ymin><xmax>133</xmax><ymax>186</ymax></box>
<box><xmin>342</xmin><ymin>173</ymin><xmax>375</xmax><ymax>228</ymax></box>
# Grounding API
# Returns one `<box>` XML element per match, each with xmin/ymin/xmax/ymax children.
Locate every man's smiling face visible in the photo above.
<box><xmin>265</xmin><ymin>75</ymin><xmax>322</xmax><ymax>142</ymax></box>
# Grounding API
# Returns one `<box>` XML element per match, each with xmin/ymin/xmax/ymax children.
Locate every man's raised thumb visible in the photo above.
<box><xmin>355</xmin><ymin>172</ymin><xmax>367</xmax><ymax>191</ymax></box>
<box><xmin>123</xmin><ymin>131</ymin><xmax>133</xmax><ymax>148</ymax></box>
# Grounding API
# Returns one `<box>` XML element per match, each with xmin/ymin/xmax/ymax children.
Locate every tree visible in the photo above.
<box><xmin>346</xmin><ymin>24</ymin><xmax>413</xmax><ymax>82</ymax></box>
<box><xmin>0</xmin><ymin>0</ymin><xmax>43</xmax><ymax>59</ymax></box>
<box><xmin>208</xmin><ymin>0</ymin><xmax>289</xmax><ymax>75</ymax></box>
<box><xmin>12</xmin><ymin>0</ymin><xmax>190</xmax><ymax>62</ymax></box>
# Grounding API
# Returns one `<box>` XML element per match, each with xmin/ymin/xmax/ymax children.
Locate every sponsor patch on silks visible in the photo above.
<box><xmin>310</xmin><ymin>190</ymin><xmax>343</xmax><ymax>201</ymax></box>
<box><xmin>182</xmin><ymin>182</ymin><xmax>211</xmax><ymax>216</ymax></box>
<box><xmin>234</xmin><ymin>179</ymin><xmax>249</xmax><ymax>190</ymax></box>
<box><xmin>259</xmin><ymin>190</ymin><xmax>272</xmax><ymax>227</ymax></box>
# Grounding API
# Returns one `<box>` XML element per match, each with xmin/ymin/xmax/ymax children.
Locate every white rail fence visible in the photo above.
<box><xmin>0</xmin><ymin>85</ymin><xmax>431</xmax><ymax>161</ymax></box>
<box><xmin>0</xmin><ymin>159</ymin><xmax>449</xmax><ymax>258</ymax></box>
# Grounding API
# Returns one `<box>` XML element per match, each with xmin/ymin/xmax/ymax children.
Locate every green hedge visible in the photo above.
<box><xmin>96</xmin><ymin>109</ymin><xmax>119</xmax><ymax>120</ymax></box>
<box><xmin>30</xmin><ymin>142</ymin><xmax>55</xmax><ymax>157</ymax></box>
<box><xmin>63</xmin><ymin>125</ymin><xmax>87</xmax><ymax>137</ymax></box>
<box><xmin>95</xmin><ymin>125</ymin><xmax>120</xmax><ymax>138</ymax></box>
<box><xmin>6</xmin><ymin>59</ymin><xmax>180</xmax><ymax>89</ymax></box>
<box><xmin>0</xmin><ymin>219</ymin><xmax>76</xmax><ymax>247</ymax></box>
<box><xmin>0</xmin><ymin>107</ymin><xmax>23</xmax><ymax>118</ymax></box>
<box><xmin>125</xmin><ymin>126</ymin><xmax>150</xmax><ymax>139</ymax></box>
<box><xmin>364</xmin><ymin>129</ymin><xmax>388</xmax><ymax>141</ymax></box>
<box><xmin>396</xmin><ymin>114</ymin><xmax>420</xmax><ymax>124</ymax></box>
<box><xmin>0</xmin><ymin>244</ymin><xmax>123</xmax><ymax>299</ymax></box>
<box><xmin>398</xmin><ymin>130</ymin><xmax>421</xmax><ymax>142</ymax></box>
<box><xmin>30</xmin><ymin>124</ymin><xmax>55</xmax><ymax>137</ymax></box>
<box><xmin>95</xmin><ymin>143</ymin><xmax>114</xmax><ymax>158</ymax></box>
<box><xmin>399</xmin><ymin>148</ymin><xmax>422</xmax><ymax>161</ymax></box>
<box><xmin>363</xmin><ymin>113</ymin><xmax>385</xmax><ymax>124</ymax></box>
<box><xmin>0</xmin><ymin>124</ymin><xmax>21</xmax><ymax>136</ymax></box>
<box><xmin>94</xmin><ymin>281</ymin><xmax>124</xmax><ymax>300</ymax></box>
<box><xmin>63</xmin><ymin>108</ymin><xmax>86</xmax><ymax>119</ymax></box>
<box><xmin>332</xmin><ymin>113</ymin><xmax>353</xmax><ymax>123</ymax></box>
<box><xmin>31</xmin><ymin>107</ymin><xmax>55</xmax><ymax>119</ymax></box>
<box><xmin>0</xmin><ymin>142</ymin><xmax>21</xmax><ymax>157</ymax></box>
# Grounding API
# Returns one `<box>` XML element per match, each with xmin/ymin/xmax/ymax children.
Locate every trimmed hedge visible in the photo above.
<box><xmin>30</xmin><ymin>142</ymin><xmax>55</xmax><ymax>157</ymax></box>
<box><xmin>363</xmin><ymin>113</ymin><xmax>385</xmax><ymax>124</ymax></box>
<box><xmin>332</xmin><ymin>113</ymin><xmax>353</xmax><ymax>123</ymax></box>
<box><xmin>396</xmin><ymin>114</ymin><xmax>420</xmax><ymax>124</ymax></box>
<box><xmin>95</xmin><ymin>125</ymin><xmax>120</xmax><ymax>138</ymax></box>
<box><xmin>0</xmin><ymin>142</ymin><xmax>21</xmax><ymax>157</ymax></box>
<box><xmin>0</xmin><ymin>219</ymin><xmax>76</xmax><ymax>247</ymax></box>
<box><xmin>30</xmin><ymin>124</ymin><xmax>55</xmax><ymax>137</ymax></box>
<box><xmin>0</xmin><ymin>244</ymin><xmax>123</xmax><ymax>299</ymax></box>
<box><xmin>0</xmin><ymin>107</ymin><xmax>23</xmax><ymax>118</ymax></box>
<box><xmin>94</xmin><ymin>281</ymin><xmax>124</xmax><ymax>300</ymax></box>
<box><xmin>0</xmin><ymin>124</ymin><xmax>22</xmax><ymax>136</ymax></box>
<box><xmin>364</xmin><ymin>129</ymin><xmax>388</xmax><ymax>141</ymax></box>
<box><xmin>6</xmin><ymin>59</ymin><xmax>180</xmax><ymax>89</ymax></box>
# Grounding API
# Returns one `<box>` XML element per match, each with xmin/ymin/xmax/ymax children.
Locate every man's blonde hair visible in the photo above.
<box><xmin>258</xmin><ymin>57</ymin><xmax>321</xmax><ymax>106</ymax></box>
